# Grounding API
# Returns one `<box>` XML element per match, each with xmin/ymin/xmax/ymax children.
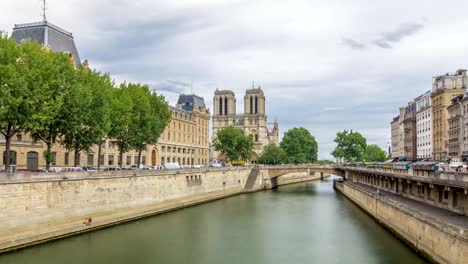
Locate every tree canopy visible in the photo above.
<box><xmin>331</xmin><ymin>130</ymin><xmax>367</xmax><ymax>162</ymax></box>
<box><xmin>363</xmin><ymin>144</ymin><xmax>387</xmax><ymax>162</ymax></box>
<box><xmin>280</xmin><ymin>127</ymin><xmax>318</xmax><ymax>164</ymax></box>
<box><xmin>127</xmin><ymin>83</ymin><xmax>171</xmax><ymax>166</ymax></box>
<box><xmin>258</xmin><ymin>144</ymin><xmax>287</xmax><ymax>165</ymax></box>
<box><xmin>60</xmin><ymin>68</ymin><xmax>114</xmax><ymax>166</ymax></box>
<box><xmin>213</xmin><ymin>126</ymin><xmax>253</xmax><ymax>162</ymax></box>
<box><xmin>0</xmin><ymin>34</ymin><xmax>32</xmax><ymax>171</ymax></box>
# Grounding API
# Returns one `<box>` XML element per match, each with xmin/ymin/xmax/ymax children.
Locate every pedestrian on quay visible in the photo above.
<box><xmin>88</xmin><ymin>217</ymin><xmax>92</xmax><ymax>227</ymax></box>
<box><xmin>83</xmin><ymin>217</ymin><xmax>88</xmax><ymax>227</ymax></box>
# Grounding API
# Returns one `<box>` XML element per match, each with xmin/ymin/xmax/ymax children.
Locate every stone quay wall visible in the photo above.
<box><xmin>335</xmin><ymin>181</ymin><xmax>468</xmax><ymax>264</ymax></box>
<box><xmin>0</xmin><ymin>168</ymin><xmax>263</xmax><ymax>253</ymax></box>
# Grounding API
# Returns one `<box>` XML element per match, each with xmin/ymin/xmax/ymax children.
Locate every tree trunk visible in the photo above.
<box><xmin>137</xmin><ymin>146</ymin><xmax>142</xmax><ymax>168</ymax></box>
<box><xmin>45</xmin><ymin>141</ymin><xmax>52</xmax><ymax>171</ymax></box>
<box><xmin>97</xmin><ymin>140</ymin><xmax>102</xmax><ymax>170</ymax></box>
<box><xmin>4</xmin><ymin>133</ymin><xmax>12</xmax><ymax>172</ymax></box>
<box><xmin>119</xmin><ymin>149</ymin><xmax>123</xmax><ymax>168</ymax></box>
<box><xmin>74</xmin><ymin>149</ymin><xmax>79</xmax><ymax>167</ymax></box>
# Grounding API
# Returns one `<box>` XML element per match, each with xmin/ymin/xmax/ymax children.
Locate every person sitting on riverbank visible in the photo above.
<box><xmin>83</xmin><ymin>217</ymin><xmax>88</xmax><ymax>227</ymax></box>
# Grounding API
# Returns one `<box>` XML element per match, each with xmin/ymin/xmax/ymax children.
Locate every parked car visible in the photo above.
<box><xmin>164</xmin><ymin>163</ymin><xmax>180</xmax><ymax>169</ymax></box>
<box><xmin>129</xmin><ymin>164</ymin><xmax>144</xmax><ymax>170</ymax></box>
<box><xmin>151</xmin><ymin>166</ymin><xmax>164</xmax><ymax>170</ymax></box>
<box><xmin>210</xmin><ymin>163</ymin><xmax>222</xmax><ymax>168</ymax></box>
<box><xmin>82</xmin><ymin>166</ymin><xmax>98</xmax><ymax>172</ymax></box>
<box><xmin>192</xmin><ymin>165</ymin><xmax>204</xmax><ymax>169</ymax></box>
<box><xmin>103</xmin><ymin>167</ymin><xmax>121</xmax><ymax>171</ymax></box>
<box><xmin>62</xmin><ymin>167</ymin><xmax>84</xmax><ymax>172</ymax></box>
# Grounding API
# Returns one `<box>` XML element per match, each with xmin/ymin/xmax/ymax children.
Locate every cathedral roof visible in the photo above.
<box><xmin>11</xmin><ymin>21</ymin><xmax>81</xmax><ymax>66</ymax></box>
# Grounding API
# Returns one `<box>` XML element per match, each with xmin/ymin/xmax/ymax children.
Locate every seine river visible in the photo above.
<box><xmin>0</xmin><ymin>177</ymin><xmax>426</xmax><ymax>264</ymax></box>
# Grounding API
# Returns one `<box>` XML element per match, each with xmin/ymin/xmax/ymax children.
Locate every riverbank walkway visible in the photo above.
<box><xmin>348</xmin><ymin>182</ymin><xmax>468</xmax><ymax>229</ymax></box>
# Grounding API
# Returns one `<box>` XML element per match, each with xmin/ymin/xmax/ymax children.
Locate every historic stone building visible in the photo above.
<box><xmin>212</xmin><ymin>86</ymin><xmax>279</xmax><ymax>162</ymax></box>
<box><xmin>461</xmin><ymin>95</ymin><xmax>468</xmax><ymax>162</ymax></box>
<box><xmin>415</xmin><ymin>91</ymin><xmax>433</xmax><ymax>159</ymax></box>
<box><xmin>447</xmin><ymin>95</ymin><xmax>463</xmax><ymax>163</ymax></box>
<box><xmin>403</xmin><ymin>102</ymin><xmax>417</xmax><ymax>161</ymax></box>
<box><xmin>431</xmin><ymin>69</ymin><xmax>467</xmax><ymax>160</ymax></box>
<box><xmin>391</xmin><ymin>108</ymin><xmax>405</xmax><ymax>158</ymax></box>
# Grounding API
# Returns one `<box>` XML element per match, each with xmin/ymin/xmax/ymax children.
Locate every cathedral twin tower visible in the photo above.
<box><xmin>212</xmin><ymin>86</ymin><xmax>279</xmax><ymax>162</ymax></box>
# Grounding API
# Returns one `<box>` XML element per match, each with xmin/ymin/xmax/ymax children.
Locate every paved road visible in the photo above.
<box><xmin>348</xmin><ymin>181</ymin><xmax>468</xmax><ymax>229</ymax></box>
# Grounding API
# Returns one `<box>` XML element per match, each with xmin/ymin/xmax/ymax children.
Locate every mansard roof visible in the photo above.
<box><xmin>11</xmin><ymin>21</ymin><xmax>81</xmax><ymax>66</ymax></box>
<box><xmin>177</xmin><ymin>94</ymin><xmax>206</xmax><ymax>112</ymax></box>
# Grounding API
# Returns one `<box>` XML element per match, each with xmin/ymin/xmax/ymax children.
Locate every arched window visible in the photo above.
<box><xmin>255</xmin><ymin>96</ymin><xmax>258</xmax><ymax>114</ymax></box>
<box><xmin>219</xmin><ymin>97</ymin><xmax>223</xmax><ymax>115</ymax></box>
<box><xmin>250</xmin><ymin>96</ymin><xmax>253</xmax><ymax>114</ymax></box>
<box><xmin>224</xmin><ymin>97</ymin><xmax>228</xmax><ymax>115</ymax></box>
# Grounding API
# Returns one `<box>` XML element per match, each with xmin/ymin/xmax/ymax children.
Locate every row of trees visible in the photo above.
<box><xmin>331</xmin><ymin>130</ymin><xmax>387</xmax><ymax>162</ymax></box>
<box><xmin>213</xmin><ymin>126</ymin><xmax>318</xmax><ymax>165</ymax></box>
<box><xmin>0</xmin><ymin>35</ymin><xmax>171</xmax><ymax>171</ymax></box>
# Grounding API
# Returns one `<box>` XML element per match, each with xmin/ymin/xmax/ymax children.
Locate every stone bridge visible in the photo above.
<box><xmin>260</xmin><ymin>165</ymin><xmax>345</xmax><ymax>188</ymax></box>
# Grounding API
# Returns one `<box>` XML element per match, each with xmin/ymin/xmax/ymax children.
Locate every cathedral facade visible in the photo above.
<box><xmin>212</xmin><ymin>86</ymin><xmax>279</xmax><ymax>163</ymax></box>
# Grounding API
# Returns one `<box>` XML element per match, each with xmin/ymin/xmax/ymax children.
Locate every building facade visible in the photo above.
<box><xmin>403</xmin><ymin>102</ymin><xmax>417</xmax><ymax>160</ymax></box>
<box><xmin>447</xmin><ymin>95</ymin><xmax>463</xmax><ymax>163</ymax></box>
<box><xmin>391</xmin><ymin>116</ymin><xmax>401</xmax><ymax>158</ymax></box>
<box><xmin>431</xmin><ymin>69</ymin><xmax>467</xmax><ymax>160</ymax></box>
<box><xmin>461</xmin><ymin>96</ymin><xmax>468</xmax><ymax>162</ymax></box>
<box><xmin>212</xmin><ymin>86</ymin><xmax>279</xmax><ymax>162</ymax></box>
<box><xmin>415</xmin><ymin>91</ymin><xmax>433</xmax><ymax>159</ymax></box>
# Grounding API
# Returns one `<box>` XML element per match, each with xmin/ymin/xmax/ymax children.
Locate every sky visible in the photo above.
<box><xmin>2</xmin><ymin>0</ymin><xmax>468</xmax><ymax>159</ymax></box>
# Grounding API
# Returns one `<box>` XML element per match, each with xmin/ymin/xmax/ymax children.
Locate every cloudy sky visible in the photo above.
<box><xmin>2</xmin><ymin>0</ymin><xmax>468</xmax><ymax>159</ymax></box>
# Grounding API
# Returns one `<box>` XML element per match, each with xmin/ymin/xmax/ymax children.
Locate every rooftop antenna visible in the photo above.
<box><xmin>191</xmin><ymin>80</ymin><xmax>193</xmax><ymax>95</ymax></box>
<box><xmin>252</xmin><ymin>81</ymin><xmax>254</xmax><ymax>89</ymax></box>
<box><xmin>41</xmin><ymin>0</ymin><xmax>47</xmax><ymax>21</ymax></box>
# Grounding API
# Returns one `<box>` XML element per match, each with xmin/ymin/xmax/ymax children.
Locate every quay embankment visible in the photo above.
<box><xmin>0</xmin><ymin>165</ymin><xmax>331</xmax><ymax>253</ymax></box>
<box><xmin>334</xmin><ymin>180</ymin><xmax>468</xmax><ymax>264</ymax></box>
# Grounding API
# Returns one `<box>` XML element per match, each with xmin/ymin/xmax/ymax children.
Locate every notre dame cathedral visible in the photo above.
<box><xmin>212</xmin><ymin>86</ymin><xmax>279</xmax><ymax>163</ymax></box>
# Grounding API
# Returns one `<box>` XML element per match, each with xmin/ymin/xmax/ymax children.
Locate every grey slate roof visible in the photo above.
<box><xmin>177</xmin><ymin>94</ymin><xmax>206</xmax><ymax>112</ymax></box>
<box><xmin>11</xmin><ymin>21</ymin><xmax>81</xmax><ymax>66</ymax></box>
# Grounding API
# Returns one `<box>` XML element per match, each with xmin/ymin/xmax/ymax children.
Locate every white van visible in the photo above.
<box><xmin>164</xmin><ymin>163</ymin><xmax>180</xmax><ymax>169</ymax></box>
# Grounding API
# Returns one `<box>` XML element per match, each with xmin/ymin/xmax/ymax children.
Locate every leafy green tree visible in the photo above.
<box><xmin>363</xmin><ymin>144</ymin><xmax>387</xmax><ymax>162</ymax></box>
<box><xmin>108</xmin><ymin>83</ymin><xmax>134</xmax><ymax>167</ymax></box>
<box><xmin>60</xmin><ymin>68</ymin><xmax>113</xmax><ymax>166</ymax></box>
<box><xmin>331</xmin><ymin>130</ymin><xmax>367</xmax><ymax>162</ymax></box>
<box><xmin>0</xmin><ymin>34</ymin><xmax>32</xmax><ymax>172</ymax></box>
<box><xmin>258</xmin><ymin>144</ymin><xmax>287</xmax><ymax>165</ymax></box>
<box><xmin>127</xmin><ymin>83</ymin><xmax>171</xmax><ymax>166</ymax></box>
<box><xmin>213</xmin><ymin>126</ymin><xmax>253</xmax><ymax>162</ymax></box>
<box><xmin>24</xmin><ymin>42</ymin><xmax>75</xmax><ymax>170</ymax></box>
<box><xmin>280</xmin><ymin>127</ymin><xmax>318</xmax><ymax>164</ymax></box>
